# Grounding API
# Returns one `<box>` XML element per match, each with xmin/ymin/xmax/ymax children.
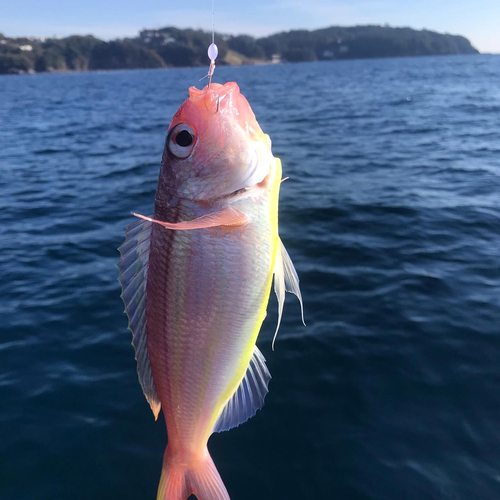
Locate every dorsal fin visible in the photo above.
<box><xmin>213</xmin><ymin>346</ymin><xmax>271</xmax><ymax>433</ymax></box>
<box><xmin>117</xmin><ymin>217</ymin><xmax>161</xmax><ymax>420</ymax></box>
<box><xmin>272</xmin><ymin>237</ymin><xmax>305</xmax><ymax>350</ymax></box>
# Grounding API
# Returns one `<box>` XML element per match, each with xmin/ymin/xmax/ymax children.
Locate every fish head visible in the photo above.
<box><xmin>160</xmin><ymin>82</ymin><xmax>275</xmax><ymax>201</ymax></box>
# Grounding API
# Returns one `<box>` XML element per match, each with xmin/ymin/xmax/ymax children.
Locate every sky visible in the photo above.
<box><xmin>1</xmin><ymin>0</ymin><xmax>500</xmax><ymax>53</ymax></box>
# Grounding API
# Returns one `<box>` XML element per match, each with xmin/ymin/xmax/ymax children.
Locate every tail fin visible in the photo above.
<box><xmin>157</xmin><ymin>446</ymin><xmax>230</xmax><ymax>500</ymax></box>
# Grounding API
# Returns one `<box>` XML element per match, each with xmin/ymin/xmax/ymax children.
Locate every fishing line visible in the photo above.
<box><xmin>206</xmin><ymin>0</ymin><xmax>218</xmax><ymax>87</ymax></box>
<box><xmin>212</xmin><ymin>0</ymin><xmax>215</xmax><ymax>45</ymax></box>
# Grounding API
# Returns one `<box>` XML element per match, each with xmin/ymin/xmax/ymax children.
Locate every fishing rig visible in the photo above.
<box><xmin>207</xmin><ymin>42</ymin><xmax>218</xmax><ymax>88</ymax></box>
<box><xmin>202</xmin><ymin>0</ymin><xmax>218</xmax><ymax>88</ymax></box>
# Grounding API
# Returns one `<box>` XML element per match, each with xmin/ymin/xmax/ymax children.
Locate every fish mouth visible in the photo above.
<box><xmin>224</xmin><ymin>141</ymin><xmax>271</xmax><ymax>195</ymax></box>
<box><xmin>221</xmin><ymin>185</ymin><xmax>255</xmax><ymax>200</ymax></box>
<box><xmin>219</xmin><ymin>167</ymin><xmax>272</xmax><ymax>202</ymax></box>
<box><xmin>215</xmin><ymin>167</ymin><xmax>270</xmax><ymax>202</ymax></box>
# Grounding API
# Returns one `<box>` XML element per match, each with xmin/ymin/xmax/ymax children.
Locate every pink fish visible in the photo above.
<box><xmin>118</xmin><ymin>82</ymin><xmax>303</xmax><ymax>500</ymax></box>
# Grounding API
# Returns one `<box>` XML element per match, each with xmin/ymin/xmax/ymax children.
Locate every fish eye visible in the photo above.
<box><xmin>167</xmin><ymin>124</ymin><xmax>196</xmax><ymax>159</ymax></box>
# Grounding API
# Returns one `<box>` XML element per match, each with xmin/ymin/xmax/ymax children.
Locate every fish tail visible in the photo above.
<box><xmin>157</xmin><ymin>445</ymin><xmax>230</xmax><ymax>500</ymax></box>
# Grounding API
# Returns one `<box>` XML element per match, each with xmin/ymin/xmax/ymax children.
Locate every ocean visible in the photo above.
<box><xmin>1</xmin><ymin>54</ymin><xmax>500</xmax><ymax>500</ymax></box>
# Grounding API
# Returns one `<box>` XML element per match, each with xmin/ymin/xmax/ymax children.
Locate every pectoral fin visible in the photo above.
<box><xmin>272</xmin><ymin>237</ymin><xmax>305</xmax><ymax>350</ymax></box>
<box><xmin>132</xmin><ymin>206</ymin><xmax>248</xmax><ymax>230</ymax></box>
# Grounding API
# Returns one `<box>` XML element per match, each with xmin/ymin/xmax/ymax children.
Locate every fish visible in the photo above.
<box><xmin>118</xmin><ymin>81</ymin><xmax>304</xmax><ymax>500</ymax></box>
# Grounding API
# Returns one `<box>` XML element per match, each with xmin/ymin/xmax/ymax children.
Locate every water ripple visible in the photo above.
<box><xmin>1</xmin><ymin>55</ymin><xmax>500</xmax><ymax>500</ymax></box>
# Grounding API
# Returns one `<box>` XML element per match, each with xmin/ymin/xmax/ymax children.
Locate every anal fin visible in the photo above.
<box><xmin>213</xmin><ymin>346</ymin><xmax>271</xmax><ymax>433</ymax></box>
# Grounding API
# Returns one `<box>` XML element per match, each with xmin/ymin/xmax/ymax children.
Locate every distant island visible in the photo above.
<box><xmin>0</xmin><ymin>25</ymin><xmax>479</xmax><ymax>75</ymax></box>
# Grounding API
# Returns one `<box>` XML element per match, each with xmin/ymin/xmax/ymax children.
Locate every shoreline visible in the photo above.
<box><xmin>1</xmin><ymin>52</ymin><xmax>489</xmax><ymax>77</ymax></box>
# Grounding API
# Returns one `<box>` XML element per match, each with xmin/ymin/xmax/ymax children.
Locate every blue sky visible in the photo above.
<box><xmin>1</xmin><ymin>0</ymin><xmax>499</xmax><ymax>53</ymax></box>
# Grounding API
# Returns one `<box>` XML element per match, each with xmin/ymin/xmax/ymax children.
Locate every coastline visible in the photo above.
<box><xmin>1</xmin><ymin>52</ymin><xmax>489</xmax><ymax>77</ymax></box>
<box><xmin>1</xmin><ymin>25</ymin><xmax>480</xmax><ymax>76</ymax></box>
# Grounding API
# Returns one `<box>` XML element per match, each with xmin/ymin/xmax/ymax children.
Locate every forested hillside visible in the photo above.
<box><xmin>0</xmin><ymin>25</ymin><xmax>479</xmax><ymax>75</ymax></box>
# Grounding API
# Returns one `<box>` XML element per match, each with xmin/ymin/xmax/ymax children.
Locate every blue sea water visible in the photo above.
<box><xmin>1</xmin><ymin>54</ymin><xmax>500</xmax><ymax>500</ymax></box>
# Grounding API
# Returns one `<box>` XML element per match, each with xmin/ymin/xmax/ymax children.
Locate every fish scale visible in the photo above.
<box><xmin>147</xmin><ymin>193</ymin><xmax>276</xmax><ymax>450</ymax></box>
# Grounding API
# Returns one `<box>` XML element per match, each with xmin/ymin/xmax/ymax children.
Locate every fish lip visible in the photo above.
<box><xmin>222</xmin><ymin>142</ymin><xmax>271</xmax><ymax>196</ymax></box>
<box><xmin>214</xmin><ymin>170</ymin><xmax>272</xmax><ymax>202</ymax></box>
<box><xmin>175</xmin><ymin>184</ymin><xmax>254</xmax><ymax>206</ymax></box>
<box><xmin>219</xmin><ymin>185</ymin><xmax>255</xmax><ymax>201</ymax></box>
<box><xmin>237</xmin><ymin>158</ymin><xmax>261</xmax><ymax>190</ymax></box>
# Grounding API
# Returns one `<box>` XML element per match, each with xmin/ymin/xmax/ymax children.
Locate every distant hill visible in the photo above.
<box><xmin>0</xmin><ymin>25</ymin><xmax>479</xmax><ymax>75</ymax></box>
<box><xmin>260</xmin><ymin>25</ymin><xmax>479</xmax><ymax>61</ymax></box>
